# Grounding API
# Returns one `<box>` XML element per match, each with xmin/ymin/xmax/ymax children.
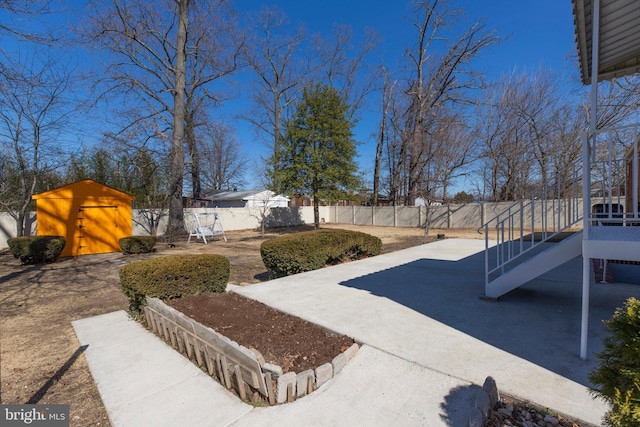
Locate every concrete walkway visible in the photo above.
<box><xmin>73</xmin><ymin>238</ymin><xmax>640</xmax><ymax>426</ymax></box>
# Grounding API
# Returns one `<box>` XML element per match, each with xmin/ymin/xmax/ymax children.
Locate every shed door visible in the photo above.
<box><xmin>77</xmin><ymin>205</ymin><xmax>120</xmax><ymax>255</ymax></box>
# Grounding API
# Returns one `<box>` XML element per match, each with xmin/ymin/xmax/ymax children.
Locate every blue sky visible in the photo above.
<box><xmin>235</xmin><ymin>0</ymin><xmax>578</xmax><ymax>80</ymax></box>
<box><xmin>233</xmin><ymin>0</ymin><xmax>581</xmax><ymax>189</ymax></box>
<box><xmin>2</xmin><ymin>0</ymin><xmax>582</xmax><ymax>193</ymax></box>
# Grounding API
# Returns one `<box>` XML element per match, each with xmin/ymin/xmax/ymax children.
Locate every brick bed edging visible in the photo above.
<box><xmin>143</xmin><ymin>296</ymin><xmax>359</xmax><ymax>405</ymax></box>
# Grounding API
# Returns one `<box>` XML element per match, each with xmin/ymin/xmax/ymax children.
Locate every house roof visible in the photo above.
<box><xmin>207</xmin><ymin>190</ymin><xmax>289</xmax><ymax>202</ymax></box>
<box><xmin>32</xmin><ymin>179</ymin><xmax>135</xmax><ymax>200</ymax></box>
<box><xmin>573</xmin><ymin>0</ymin><xmax>640</xmax><ymax>84</ymax></box>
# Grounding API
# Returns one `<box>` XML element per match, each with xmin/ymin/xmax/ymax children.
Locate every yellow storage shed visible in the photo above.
<box><xmin>32</xmin><ymin>179</ymin><xmax>135</xmax><ymax>256</ymax></box>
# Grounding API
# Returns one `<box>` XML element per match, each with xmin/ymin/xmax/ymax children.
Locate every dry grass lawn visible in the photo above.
<box><xmin>0</xmin><ymin>224</ymin><xmax>481</xmax><ymax>426</ymax></box>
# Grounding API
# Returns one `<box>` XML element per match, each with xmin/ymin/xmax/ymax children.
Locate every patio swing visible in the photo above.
<box><xmin>187</xmin><ymin>211</ymin><xmax>227</xmax><ymax>244</ymax></box>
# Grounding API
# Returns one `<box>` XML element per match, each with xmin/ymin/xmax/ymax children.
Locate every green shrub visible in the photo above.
<box><xmin>260</xmin><ymin>228</ymin><xmax>382</xmax><ymax>278</ymax></box>
<box><xmin>119</xmin><ymin>236</ymin><xmax>157</xmax><ymax>255</ymax></box>
<box><xmin>7</xmin><ymin>236</ymin><xmax>66</xmax><ymax>265</ymax></box>
<box><xmin>119</xmin><ymin>254</ymin><xmax>230</xmax><ymax>313</ymax></box>
<box><xmin>589</xmin><ymin>297</ymin><xmax>640</xmax><ymax>427</ymax></box>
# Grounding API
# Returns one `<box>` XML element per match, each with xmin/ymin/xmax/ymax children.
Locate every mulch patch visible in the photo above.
<box><xmin>168</xmin><ymin>292</ymin><xmax>354</xmax><ymax>373</ymax></box>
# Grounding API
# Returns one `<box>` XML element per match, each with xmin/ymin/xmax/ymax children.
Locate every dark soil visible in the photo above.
<box><xmin>169</xmin><ymin>292</ymin><xmax>355</xmax><ymax>373</ymax></box>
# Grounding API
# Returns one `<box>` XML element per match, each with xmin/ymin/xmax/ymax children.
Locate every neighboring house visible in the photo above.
<box><xmin>415</xmin><ymin>197</ymin><xmax>443</xmax><ymax>207</ymax></box>
<box><xmin>291</xmin><ymin>195</ymin><xmax>314</xmax><ymax>207</ymax></box>
<box><xmin>206</xmin><ymin>190</ymin><xmax>290</xmax><ymax>208</ymax></box>
<box><xmin>183</xmin><ymin>193</ymin><xmax>210</xmax><ymax>208</ymax></box>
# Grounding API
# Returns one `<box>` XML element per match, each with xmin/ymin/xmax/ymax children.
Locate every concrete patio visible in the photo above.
<box><xmin>73</xmin><ymin>238</ymin><xmax>640</xmax><ymax>426</ymax></box>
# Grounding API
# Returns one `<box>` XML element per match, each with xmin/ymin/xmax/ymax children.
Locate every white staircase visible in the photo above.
<box><xmin>484</xmin><ymin>231</ymin><xmax>583</xmax><ymax>299</ymax></box>
<box><xmin>482</xmin><ymin>158</ymin><xmax>583</xmax><ymax>299</ymax></box>
<box><xmin>483</xmin><ymin>124</ymin><xmax>640</xmax><ymax>300</ymax></box>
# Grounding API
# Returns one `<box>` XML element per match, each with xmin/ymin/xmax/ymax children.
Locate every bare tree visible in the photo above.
<box><xmin>473</xmin><ymin>70</ymin><xmax>560</xmax><ymax>201</ymax></box>
<box><xmin>471</xmin><ymin>67</ymin><xmax>640</xmax><ymax>202</ymax></box>
<box><xmin>242</xmin><ymin>5</ymin><xmax>307</xmax><ymax>178</ymax></box>
<box><xmin>597</xmin><ymin>77</ymin><xmax>640</xmax><ymax>130</ymax></box>
<box><xmin>84</xmin><ymin>0</ymin><xmax>241</xmax><ymax>236</ymax></box>
<box><xmin>420</xmin><ymin>115</ymin><xmax>474</xmax><ymax>234</ymax></box>
<box><xmin>402</xmin><ymin>0</ymin><xmax>499</xmax><ymax>205</ymax></box>
<box><xmin>502</xmin><ymin>69</ymin><xmax>560</xmax><ymax>185</ymax></box>
<box><xmin>383</xmin><ymin>90</ymin><xmax>410</xmax><ymax>205</ymax></box>
<box><xmin>311</xmin><ymin>24</ymin><xmax>381</xmax><ymax>122</ymax></box>
<box><xmin>378</xmin><ymin>1</ymin><xmax>498</xmax><ymax>206</ymax></box>
<box><xmin>0</xmin><ymin>54</ymin><xmax>74</xmax><ymax>235</ymax></box>
<box><xmin>183</xmin><ymin>0</ymin><xmax>243</xmax><ymax>198</ymax></box>
<box><xmin>0</xmin><ymin>0</ymin><xmax>57</xmax><ymax>44</ymax></box>
<box><xmin>373</xmin><ymin>69</ymin><xmax>396</xmax><ymax>205</ymax></box>
<box><xmin>100</xmin><ymin>126</ymin><xmax>173</xmax><ymax>236</ymax></box>
<box><xmin>196</xmin><ymin>123</ymin><xmax>248</xmax><ymax>192</ymax></box>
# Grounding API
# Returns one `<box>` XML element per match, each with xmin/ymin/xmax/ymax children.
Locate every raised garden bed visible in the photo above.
<box><xmin>143</xmin><ymin>295</ymin><xmax>359</xmax><ymax>405</ymax></box>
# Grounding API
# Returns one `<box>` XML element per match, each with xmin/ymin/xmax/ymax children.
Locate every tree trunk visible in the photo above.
<box><xmin>313</xmin><ymin>195</ymin><xmax>320</xmax><ymax>229</ymax></box>
<box><xmin>373</xmin><ymin>76</ymin><xmax>390</xmax><ymax>206</ymax></box>
<box><xmin>185</xmin><ymin>109</ymin><xmax>201</xmax><ymax>199</ymax></box>
<box><xmin>166</xmin><ymin>0</ymin><xmax>188</xmax><ymax>238</ymax></box>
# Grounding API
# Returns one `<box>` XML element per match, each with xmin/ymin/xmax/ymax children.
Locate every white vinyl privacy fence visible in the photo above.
<box><xmin>329</xmin><ymin>201</ymin><xmax>586</xmax><ymax>231</ymax></box>
<box><xmin>1</xmin><ymin>200</ymin><xmax>588</xmax><ymax>250</ymax></box>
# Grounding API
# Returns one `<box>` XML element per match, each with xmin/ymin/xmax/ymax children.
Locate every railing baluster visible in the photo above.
<box><xmin>634</xmin><ymin>126</ymin><xmax>639</xmax><ymax>220</ymax></box>
<box><xmin>519</xmin><ymin>199</ymin><xmax>524</xmax><ymax>255</ymax></box>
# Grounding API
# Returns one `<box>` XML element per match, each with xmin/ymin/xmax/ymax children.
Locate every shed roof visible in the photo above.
<box><xmin>573</xmin><ymin>0</ymin><xmax>640</xmax><ymax>84</ymax></box>
<box><xmin>32</xmin><ymin>179</ymin><xmax>135</xmax><ymax>200</ymax></box>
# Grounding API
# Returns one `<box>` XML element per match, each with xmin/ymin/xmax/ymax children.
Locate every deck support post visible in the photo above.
<box><xmin>581</xmin><ymin>0</ymin><xmax>600</xmax><ymax>361</ymax></box>
<box><xmin>580</xmin><ymin>255</ymin><xmax>591</xmax><ymax>360</ymax></box>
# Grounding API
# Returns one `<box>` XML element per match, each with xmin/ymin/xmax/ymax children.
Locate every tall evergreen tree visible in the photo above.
<box><xmin>276</xmin><ymin>83</ymin><xmax>361</xmax><ymax>228</ymax></box>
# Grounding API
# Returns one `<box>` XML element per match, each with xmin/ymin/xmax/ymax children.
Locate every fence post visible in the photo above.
<box><xmin>394</xmin><ymin>206</ymin><xmax>397</xmax><ymax>227</ymax></box>
<box><xmin>352</xmin><ymin>205</ymin><xmax>355</xmax><ymax>225</ymax></box>
<box><xmin>447</xmin><ymin>204</ymin><xmax>451</xmax><ymax>229</ymax></box>
<box><xmin>372</xmin><ymin>205</ymin><xmax>375</xmax><ymax>226</ymax></box>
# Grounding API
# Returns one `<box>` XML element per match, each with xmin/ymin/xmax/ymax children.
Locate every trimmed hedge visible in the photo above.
<box><xmin>260</xmin><ymin>228</ymin><xmax>382</xmax><ymax>278</ymax></box>
<box><xmin>7</xmin><ymin>236</ymin><xmax>66</xmax><ymax>265</ymax></box>
<box><xmin>119</xmin><ymin>236</ymin><xmax>157</xmax><ymax>255</ymax></box>
<box><xmin>119</xmin><ymin>254</ymin><xmax>230</xmax><ymax>313</ymax></box>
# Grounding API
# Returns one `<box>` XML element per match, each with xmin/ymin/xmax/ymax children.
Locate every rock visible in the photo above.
<box><xmin>543</xmin><ymin>414</ymin><xmax>559</xmax><ymax>426</ymax></box>
<box><xmin>498</xmin><ymin>407</ymin><xmax>513</xmax><ymax>417</ymax></box>
<box><xmin>482</xmin><ymin>376</ymin><xmax>500</xmax><ymax>407</ymax></box>
<box><xmin>474</xmin><ymin>390</ymin><xmax>491</xmax><ymax>418</ymax></box>
<box><xmin>467</xmin><ymin>407</ymin><xmax>484</xmax><ymax>427</ymax></box>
